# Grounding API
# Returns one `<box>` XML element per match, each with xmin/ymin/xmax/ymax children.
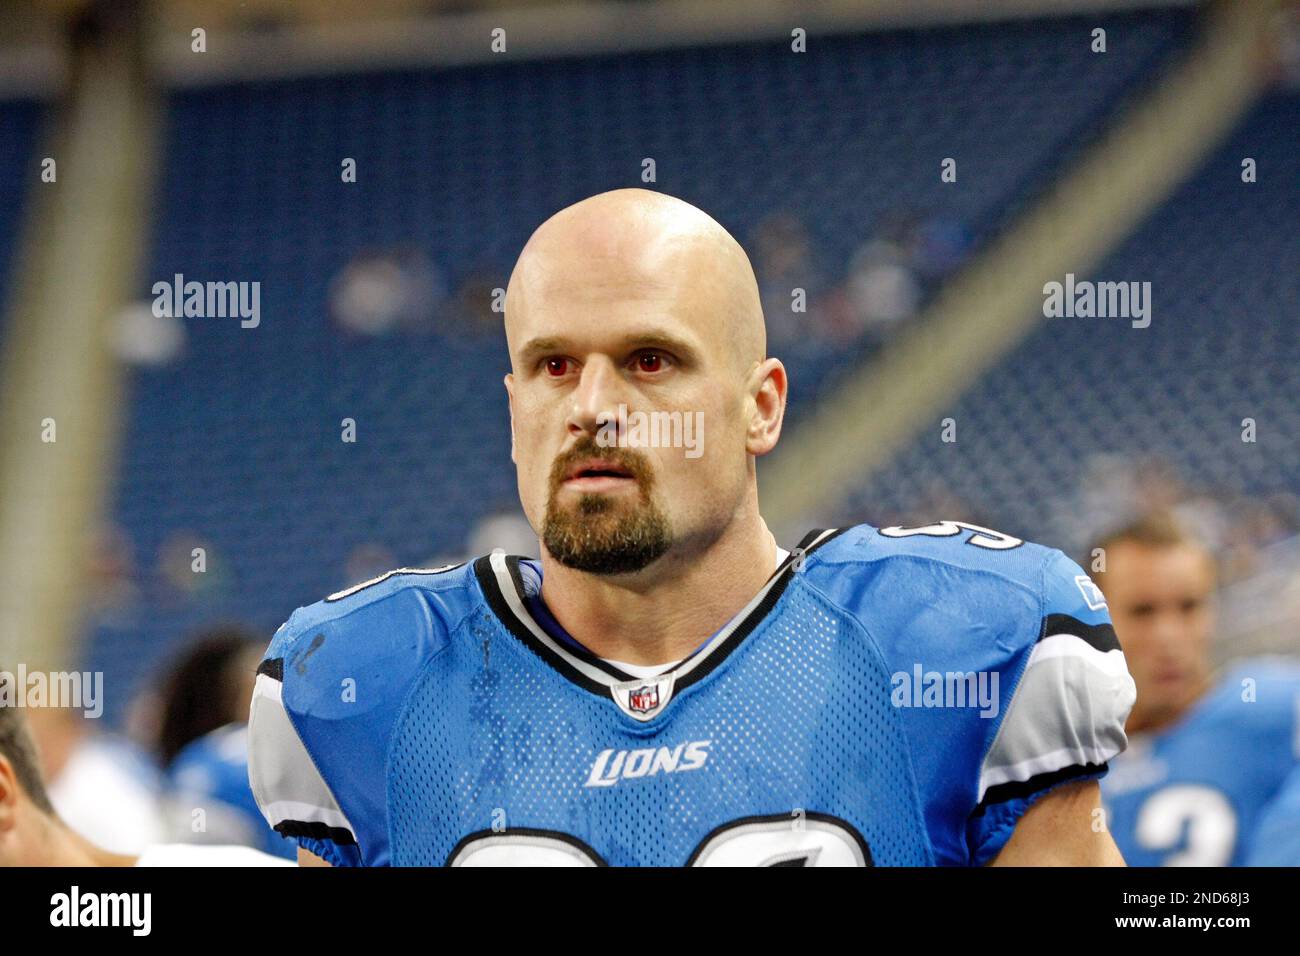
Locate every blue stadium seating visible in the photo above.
<box><xmin>87</xmin><ymin>9</ymin><xmax>1197</xmax><ymax>725</ymax></box>
<box><xmin>0</xmin><ymin>98</ymin><xmax>45</xmax><ymax>365</ymax></box>
<box><xmin>838</xmin><ymin>90</ymin><xmax>1300</xmax><ymax>553</ymax></box>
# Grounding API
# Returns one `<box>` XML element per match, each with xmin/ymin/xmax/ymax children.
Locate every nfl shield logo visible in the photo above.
<box><xmin>628</xmin><ymin>684</ymin><xmax>659</xmax><ymax>714</ymax></box>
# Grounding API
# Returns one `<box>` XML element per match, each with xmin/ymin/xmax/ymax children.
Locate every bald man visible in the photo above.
<box><xmin>249</xmin><ymin>189</ymin><xmax>1135</xmax><ymax>866</ymax></box>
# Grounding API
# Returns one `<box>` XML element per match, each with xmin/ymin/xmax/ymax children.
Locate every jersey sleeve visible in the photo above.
<box><xmin>247</xmin><ymin>585</ymin><xmax>450</xmax><ymax>866</ymax></box>
<box><xmin>248</xmin><ymin>613</ymin><xmax>363</xmax><ymax>866</ymax></box>
<box><xmin>966</xmin><ymin>549</ymin><xmax>1136</xmax><ymax>863</ymax></box>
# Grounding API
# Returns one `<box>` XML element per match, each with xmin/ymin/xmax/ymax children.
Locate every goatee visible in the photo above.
<box><xmin>542</xmin><ymin>439</ymin><xmax>672</xmax><ymax>575</ymax></box>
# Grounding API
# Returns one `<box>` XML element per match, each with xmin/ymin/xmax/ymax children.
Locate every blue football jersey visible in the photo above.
<box><xmin>248</xmin><ymin>523</ymin><xmax>1135</xmax><ymax>866</ymax></box>
<box><xmin>1100</xmin><ymin>657</ymin><xmax>1300</xmax><ymax>866</ymax></box>
<box><xmin>169</xmin><ymin>724</ymin><xmax>299</xmax><ymax>860</ymax></box>
<box><xmin>1245</xmin><ymin>763</ymin><xmax>1300</xmax><ymax>866</ymax></box>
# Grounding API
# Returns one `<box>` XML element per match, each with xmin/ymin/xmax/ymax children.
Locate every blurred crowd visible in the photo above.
<box><xmin>862</xmin><ymin>453</ymin><xmax>1300</xmax><ymax>590</ymax></box>
<box><xmin>109</xmin><ymin>208</ymin><xmax>972</xmax><ymax>368</ymax></box>
<box><xmin>23</xmin><ymin>627</ymin><xmax>296</xmax><ymax>860</ymax></box>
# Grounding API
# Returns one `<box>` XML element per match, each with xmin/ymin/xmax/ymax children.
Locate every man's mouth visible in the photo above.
<box><xmin>562</xmin><ymin>458</ymin><xmax>638</xmax><ymax>491</ymax></box>
<box><xmin>1152</xmin><ymin>666</ymin><xmax>1185</xmax><ymax>685</ymax></box>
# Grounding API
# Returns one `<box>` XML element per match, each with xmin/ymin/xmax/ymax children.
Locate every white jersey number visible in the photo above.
<box><xmin>879</xmin><ymin>520</ymin><xmax>1023</xmax><ymax>551</ymax></box>
<box><xmin>449</xmin><ymin>815</ymin><xmax>871</xmax><ymax>866</ymax></box>
<box><xmin>1136</xmin><ymin>784</ymin><xmax>1237</xmax><ymax>866</ymax></box>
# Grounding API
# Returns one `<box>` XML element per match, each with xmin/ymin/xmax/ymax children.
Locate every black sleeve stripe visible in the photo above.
<box><xmin>1041</xmin><ymin>614</ymin><xmax>1121</xmax><ymax>653</ymax></box>
<box><xmin>257</xmin><ymin>657</ymin><xmax>284</xmax><ymax>681</ymax></box>
<box><xmin>971</xmin><ymin>761</ymin><xmax>1108</xmax><ymax>817</ymax></box>
<box><xmin>274</xmin><ymin>820</ymin><xmax>358</xmax><ymax>846</ymax></box>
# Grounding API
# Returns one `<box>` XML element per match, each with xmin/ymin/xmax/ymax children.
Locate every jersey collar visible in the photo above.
<box><xmin>472</xmin><ymin>528</ymin><xmax>843</xmax><ymax>719</ymax></box>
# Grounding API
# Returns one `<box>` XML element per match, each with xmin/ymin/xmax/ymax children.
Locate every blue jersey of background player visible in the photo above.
<box><xmin>1104</xmin><ymin>658</ymin><xmax>1300</xmax><ymax>866</ymax></box>
<box><xmin>247</xmin><ymin>188</ymin><xmax>1135</xmax><ymax>866</ymax></box>
<box><xmin>1093</xmin><ymin>514</ymin><xmax>1300</xmax><ymax>865</ymax></box>
<box><xmin>169</xmin><ymin>723</ymin><xmax>298</xmax><ymax>860</ymax></box>
<box><xmin>1246</xmin><ymin>764</ymin><xmax>1300</xmax><ymax>865</ymax></box>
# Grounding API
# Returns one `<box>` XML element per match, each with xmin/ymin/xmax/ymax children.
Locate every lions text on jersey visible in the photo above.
<box><xmin>248</xmin><ymin>523</ymin><xmax>1135</xmax><ymax>866</ymax></box>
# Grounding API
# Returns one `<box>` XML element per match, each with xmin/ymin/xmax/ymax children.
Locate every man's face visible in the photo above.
<box><xmin>1101</xmin><ymin>542</ymin><xmax>1216</xmax><ymax>727</ymax></box>
<box><xmin>504</xmin><ymin>244</ymin><xmax>762</xmax><ymax>576</ymax></box>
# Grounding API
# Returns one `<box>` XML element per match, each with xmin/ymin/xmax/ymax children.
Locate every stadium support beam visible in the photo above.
<box><xmin>0</xmin><ymin>10</ymin><xmax>158</xmax><ymax>672</ymax></box>
<box><xmin>760</xmin><ymin>0</ymin><xmax>1282</xmax><ymax>539</ymax></box>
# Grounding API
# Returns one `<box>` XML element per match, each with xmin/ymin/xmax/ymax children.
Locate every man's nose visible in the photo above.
<box><xmin>566</xmin><ymin>356</ymin><xmax>624</xmax><ymax>439</ymax></box>
<box><xmin>1149</xmin><ymin>610</ymin><xmax>1186</xmax><ymax>650</ymax></box>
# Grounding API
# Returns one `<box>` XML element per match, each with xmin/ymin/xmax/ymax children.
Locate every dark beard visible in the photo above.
<box><xmin>541</xmin><ymin>439</ymin><xmax>672</xmax><ymax>575</ymax></box>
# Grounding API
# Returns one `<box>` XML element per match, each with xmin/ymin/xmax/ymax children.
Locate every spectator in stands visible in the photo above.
<box><xmin>450</xmin><ymin>265</ymin><xmax>509</xmax><ymax>339</ymax></box>
<box><xmin>836</xmin><ymin>210</ymin><xmax>971</xmax><ymax>345</ymax></box>
<box><xmin>155</xmin><ymin>529</ymin><xmax>231</xmax><ymax>607</ymax></box>
<box><xmin>330</xmin><ymin>246</ymin><xmax>447</xmax><ymax>337</ymax></box>
<box><xmin>343</xmin><ymin>542</ymin><xmax>400</xmax><ymax>591</ymax></box>
<box><xmin>750</xmin><ymin>211</ymin><xmax>827</xmax><ymax>347</ymax></box>
<box><xmin>841</xmin><ymin>214</ymin><xmax>922</xmax><ymax>341</ymax></box>
<box><xmin>83</xmin><ymin>521</ymin><xmax>141</xmax><ymax>623</ymax></box>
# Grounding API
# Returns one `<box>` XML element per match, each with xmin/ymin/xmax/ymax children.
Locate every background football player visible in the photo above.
<box><xmin>1094</xmin><ymin>512</ymin><xmax>1300</xmax><ymax>865</ymax></box>
<box><xmin>152</xmin><ymin>629</ymin><xmax>298</xmax><ymax>860</ymax></box>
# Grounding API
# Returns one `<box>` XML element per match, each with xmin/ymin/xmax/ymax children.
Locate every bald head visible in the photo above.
<box><xmin>505</xmin><ymin>189</ymin><xmax>765</xmax><ymax>377</ymax></box>
<box><xmin>502</xmin><ymin>190</ymin><xmax>787</xmax><ymax>577</ymax></box>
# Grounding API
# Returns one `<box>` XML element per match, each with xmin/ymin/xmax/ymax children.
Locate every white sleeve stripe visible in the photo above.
<box><xmin>978</xmin><ymin>649</ymin><xmax>1135</xmax><ymax>802</ymax></box>
<box><xmin>248</xmin><ymin>673</ymin><xmax>355</xmax><ymax>837</ymax></box>
<box><xmin>1029</xmin><ymin>632</ymin><xmax>1131</xmax><ymax>676</ymax></box>
<box><xmin>979</xmin><ymin>746</ymin><xmax>1118</xmax><ymax>799</ymax></box>
<box><xmin>256</xmin><ymin>670</ymin><xmax>283</xmax><ymax>703</ymax></box>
